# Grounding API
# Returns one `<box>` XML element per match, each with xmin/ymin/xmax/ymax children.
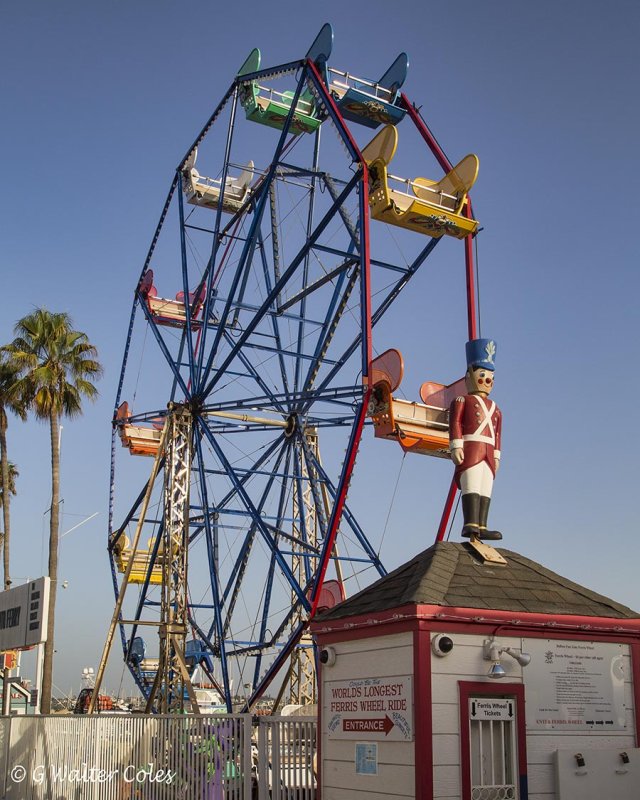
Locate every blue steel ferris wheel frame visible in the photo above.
<box><xmin>108</xmin><ymin>52</ymin><xmax>450</xmax><ymax>711</ymax></box>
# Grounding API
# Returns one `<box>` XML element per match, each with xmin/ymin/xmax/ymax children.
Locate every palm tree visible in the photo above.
<box><xmin>3</xmin><ymin>309</ymin><xmax>102</xmax><ymax>714</ymax></box>
<box><xmin>0</xmin><ymin>358</ymin><xmax>27</xmax><ymax>590</ymax></box>
<box><xmin>0</xmin><ymin>461</ymin><xmax>19</xmax><ymax>573</ymax></box>
<box><xmin>0</xmin><ymin>461</ymin><xmax>19</xmax><ymax>504</ymax></box>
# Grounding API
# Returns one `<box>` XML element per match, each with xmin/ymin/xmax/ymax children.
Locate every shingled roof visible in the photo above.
<box><xmin>318</xmin><ymin>541</ymin><xmax>640</xmax><ymax>621</ymax></box>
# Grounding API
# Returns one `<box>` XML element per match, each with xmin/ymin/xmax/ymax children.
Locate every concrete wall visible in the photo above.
<box><xmin>430</xmin><ymin>632</ymin><xmax>636</xmax><ymax>800</ymax></box>
<box><xmin>320</xmin><ymin>631</ymin><xmax>415</xmax><ymax>800</ymax></box>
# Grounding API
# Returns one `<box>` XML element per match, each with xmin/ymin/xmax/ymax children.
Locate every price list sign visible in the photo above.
<box><xmin>525</xmin><ymin>639</ymin><xmax>627</xmax><ymax>731</ymax></box>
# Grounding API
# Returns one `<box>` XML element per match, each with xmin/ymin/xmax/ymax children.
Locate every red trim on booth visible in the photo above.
<box><xmin>631</xmin><ymin>641</ymin><xmax>640</xmax><ymax>746</ymax></box>
<box><xmin>314</xmin><ymin>617</ymin><xmax>418</xmax><ymax>645</ymax></box>
<box><xmin>317</xmin><ymin>660</ymin><xmax>323</xmax><ymax>800</ymax></box>
<box><xmin>458</xmin><ymin>682</ymin><xmax>528</xmax><ymax>800</ymax></box>
<box><xmin>413</xmin><ymin>629</ymin><xmax>433</xmax><ymax>799</ymax></box>
<box><xmin>311</xmin><ymin>603</ymin><xmax>640</xmax><ymax>638</ymax></box>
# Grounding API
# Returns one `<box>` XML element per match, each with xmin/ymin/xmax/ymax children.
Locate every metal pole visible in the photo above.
<box><xmin>34</xmin><ymin>641</ymin><xmax>44</xmax><ymax>714</ymax></box>
<box><xmin>89</xmin><ymin>421</ymin><xmax>168</xmax><ymax>713</ymax></box>
<box><xmin>2</xmin><ymin>668</ymin><xmax>9</xmax><ymax>716</ymax></box>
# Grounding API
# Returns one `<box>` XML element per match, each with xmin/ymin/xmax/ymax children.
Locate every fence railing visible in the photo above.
<box><xmin>257</xmin><ymin>716</ymin><xmax>316</xmax><ymax>800</ymax></box>
<box><xmin>0</xmin><ymin>714</ymin><xmax>317</xmax><ymax>800</ymax></box>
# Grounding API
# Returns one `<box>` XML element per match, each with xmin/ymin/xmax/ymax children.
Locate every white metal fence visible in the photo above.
<box><xmin>0</xmin><ymin>714</ymin><xmax>317</xmax><ymax>800</ymax></box>
<box><xmin>257</xmin><ymin>716</ymin><xmax>316</xmax><ymax>800</ymax></box>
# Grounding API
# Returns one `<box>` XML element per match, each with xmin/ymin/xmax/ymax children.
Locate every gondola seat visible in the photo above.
<box><xmin>237</xmin><ymin>48</ymin><xmax>322</xmax><ymax>135</ymax></box>
<box><xmin>115</xmin><ymin>401</ymin><xmax>163</xmax><ymax>457</ymax></box>
<box><xmin>362</xmin><ymin>125</ymin><xmax>480</xmax><ymax>239</ymax></box>
<box><xmin>138</xmin><ymin>269</ymin><xmax>206</xmax><ymax>329</ymax></box>
<box><xmin>113</xmin><ymin>535</ymin><xmax>163</xmax><ymax>584</ymax></box>
<box><xmin>184</xmin><ymin>152</ymin><xmax>254</xmax><ymax>214</ymax></box>
<box><xmin>328</xmin><ymin>52</ymin><xmax>408</xmax><ymax>129</ymax></box>
<box><xmin>368</xmin><ymin>348</ymin><xmax>465</xmax><ymax>457</ymax></box>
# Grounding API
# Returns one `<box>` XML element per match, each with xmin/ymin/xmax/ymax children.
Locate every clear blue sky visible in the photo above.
<box><xmin>1</xmin><ymin>0</ymin><xmax>639</xmax><ymax>696</ymax></box>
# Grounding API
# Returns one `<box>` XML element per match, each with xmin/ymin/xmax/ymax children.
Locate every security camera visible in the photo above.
<box><xmin>319</xmin><ymin>647</ymin><xmax>337</xmax><ymax>667</ymax></box>
<box><xmin>431</xmin><ymin>634</ymin><xmax>454</xmax><ymax>657</ymax></box>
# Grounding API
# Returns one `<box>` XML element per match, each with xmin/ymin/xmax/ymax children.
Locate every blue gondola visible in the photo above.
<box><xmin>328</xmin><ymin>52</ymin><xmax>408</xmax><ymax>129</ymax></box>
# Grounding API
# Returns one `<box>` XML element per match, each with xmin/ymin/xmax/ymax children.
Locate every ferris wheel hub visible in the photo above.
<box><xmin>284</xmin><ymin>414</ymin><xmax>298</xmax><ymax>438</ymax></box>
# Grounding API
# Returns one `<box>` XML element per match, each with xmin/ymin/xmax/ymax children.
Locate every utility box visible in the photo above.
<box><xmin>311</xmin><ymin>542</ymin><xmax>640</xmax><ymax>800</ymax></box>
<box><xmin>555</xmin><ymin>747</ymin><xmax>640</xmax><ymax>798</ymax></box>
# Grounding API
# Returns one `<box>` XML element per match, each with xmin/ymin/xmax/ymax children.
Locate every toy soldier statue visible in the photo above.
<box><xmin>449</xmin><ymin>339</ymin><xmax>502</xmax><ymax>541</ymax></box>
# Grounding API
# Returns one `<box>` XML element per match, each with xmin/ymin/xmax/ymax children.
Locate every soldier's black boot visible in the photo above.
<box><xmin>478</xmin><ymin>496</ymin><xmax>502</xmax><ymax>540</ymax></box>
<box><xmin>461</xmin><ymin>493</ymin><xmax>482</xmax><ymax>539</ymax></box>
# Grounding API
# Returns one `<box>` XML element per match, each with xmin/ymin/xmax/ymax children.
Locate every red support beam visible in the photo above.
<box><xmin>401</xmin><ymin>95</ymin><xmax>479</xmax><ymax>542</ymax></box>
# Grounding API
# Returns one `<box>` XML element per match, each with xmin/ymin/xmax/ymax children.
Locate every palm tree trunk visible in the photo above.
<box><xmin>41</xmin><ymin>410</ymin><xmax>60</xmax><ymax>714</ymax></box>
<box><xmin>0</xmin><ymin>424</ymin><xmax>10</xmax><ymax>590</ymax></box>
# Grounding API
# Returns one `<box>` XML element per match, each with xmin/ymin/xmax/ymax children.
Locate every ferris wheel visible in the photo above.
<box><xmin>98</xmin><ymin>23</ymin><xmax>482</xmax><ymax>713</ymax></box>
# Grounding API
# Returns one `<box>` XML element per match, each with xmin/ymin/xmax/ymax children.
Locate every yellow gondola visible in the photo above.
<box><xmin>361</xmin><ymin>125</ymin><xmax>479</xmax><ymax>239</ymax></box>
<box><xmin>113</xmin><ymin>535</ymin><xmax>163</xmax><ymax>584</ymax></box>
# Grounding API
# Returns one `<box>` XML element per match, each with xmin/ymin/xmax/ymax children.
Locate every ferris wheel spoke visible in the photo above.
<box><xmin>221</xmin><ymin>439</ymin><xmax>291</xmax><ymax>634</ymax></box>
<box><xmin>201</xmin><ymin>170</ymin><xmax>362</xmax><ymax>400</ymax></box>
<box><xmin>192</xmin><ymin>432</ymin><xmax>233</xmax><ymax>709</ymax></box>
<box><xmin>110</xmin><ymin>457</ymin><xmax>165</xmax><ymax>547</ymax></box>
<box><xmin>201</xmin><ymin>383</ymin><xmax>361</xmax><ymax>414</ymax></box>
<box><xmin>193</xmin><ymin>89</ymin><xmax>241</xmax><ymax>383</ymax></box>
<box><xmin>323</xmin><ymin>173</ymin><xmax>360</xmax><ymax>248</ymax></box>
<box><xmin>293</xmin><ymin>126</ymin><xmax>322</xmax><ymax>397</ymax></box>
<box><xmin>137</xmin><ymin>296</ymin><xmax>191</xmax><ymax>399</ymax></box>
<box><xmin>303</xmin><ymin>440</ymin><xmax>385</xmax><ymax>576</ymax></box>
<box><xmin>177</xmin><ymin>176</ymin><xmax>200</xmax><ymax>391</ymax></box>
<box><xmin>214</xmin><ymin>433</ymin><xmax>286</xmax><ymax>517</ymax></box>
<box><xmin>303</xmin><ymin>239</ymin><xmax>442</xmax><ymax>413</ymax></box>
<box><xmin>198</xmin><ymin>417</ymin><xmax>309</xmax><ymax>610</ymax></box>
<box><xmin>300</xmin><ymin>260</ymin><xmax>359</xmax><ymax>399</ymax></box>
<box><xmin>221</xmin><ymin>328</ymin><xmax>289</xmax><ymax>415</ymax></box>
<box><xmin>297</xmin><ymin>433</ymin><xmax>328</xmax><ymax>546</ymax></box>
<box><xmin>256</xmin><ymin>231</ymin><xmax>291</xmax><ymax>403</ymax></box>
<box><xmin>242</xmin><ymin>619</ymin><xmax>307</xmax><ymax>712</ymax></box>
<box><xmin>197</xmin><ymin>68</ymin><xmax>313</xmax><ymax>395</ymax></box>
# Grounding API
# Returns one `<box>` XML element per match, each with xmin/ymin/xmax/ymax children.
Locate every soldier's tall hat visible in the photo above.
<box><xmin>466</xmin><ymin>338</ymin><xmax>497</xmax><ymax>372</ymax></box>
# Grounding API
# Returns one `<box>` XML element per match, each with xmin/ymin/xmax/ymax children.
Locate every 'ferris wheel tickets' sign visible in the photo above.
<box><xmin>324</xmin><ymin>676</ymin><xmax>413</xmax><ymax>741</ymax></box>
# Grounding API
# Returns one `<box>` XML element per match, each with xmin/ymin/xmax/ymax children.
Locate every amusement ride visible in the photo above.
<box><xmin>91</xmin><ymin>24</ymin><xmax>485</xmax><ymax>714</ymax></box>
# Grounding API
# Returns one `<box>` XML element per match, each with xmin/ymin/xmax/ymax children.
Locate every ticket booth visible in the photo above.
<box><xmin>311</xmin><ymin>541</ymin><xmax>640</xmax><ymax>800</ymax></box>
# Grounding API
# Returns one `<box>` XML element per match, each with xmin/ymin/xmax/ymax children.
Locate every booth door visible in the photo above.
<box><xmin>459</xmin><ymin>684</ymin><xmax>528</xmax><ymax>800</ymax></box>
<box><xmin>468</xmin><ymin>696</ymin><xmax>517</xmax><ymax>799</ymax></box>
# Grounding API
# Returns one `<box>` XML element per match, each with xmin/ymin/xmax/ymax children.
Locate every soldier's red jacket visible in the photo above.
<box><xmin>448</xmin><ymin>393</ymin><xmax>502</xmax><ymax>487</ymax></box>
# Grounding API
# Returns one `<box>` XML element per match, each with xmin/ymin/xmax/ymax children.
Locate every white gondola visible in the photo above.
<box><xmin>183</xmin><ymin>148</ymin><xmax>254</xmax><ymax>213</ymax></box>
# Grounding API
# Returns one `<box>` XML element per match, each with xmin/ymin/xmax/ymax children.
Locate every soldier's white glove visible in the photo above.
<box><xmin>495</xmin><ymin>457</ymin><xmax>500</xmax><ymax>473</ymax></box>
<box><xmin>451</xmin><ymin>448</ymin><xmax>464</xmax><ymax>466</ymax></box>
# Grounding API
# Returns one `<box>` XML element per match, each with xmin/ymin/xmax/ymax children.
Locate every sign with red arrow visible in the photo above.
<box><xmin>324</xmin><ymin>675</ymin><xmax>413</xmax><ymax>741</ymax></box>
<box><xmin>344</xmin><ymin>715</ymin><xmax>395</xmax><ymax>735</ymax></box>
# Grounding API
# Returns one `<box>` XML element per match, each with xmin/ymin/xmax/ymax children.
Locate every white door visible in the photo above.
<box><xmin>468</xmin><ymin>697</ymin><xmax>518</xmax><ymax>800</ymax></box>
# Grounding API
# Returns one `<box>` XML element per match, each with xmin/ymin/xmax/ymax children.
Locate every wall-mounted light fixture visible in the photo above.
<box><xmin>483</xmin><ymin>639</ymin><xmax>531</xmax><ymax>679</ymax></box>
